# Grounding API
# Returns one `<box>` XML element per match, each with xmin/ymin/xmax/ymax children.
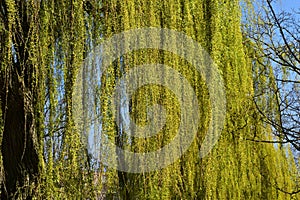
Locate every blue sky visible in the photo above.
<box><xmin>274</xmin><ymin>0</ymin><xmax>300</xmax><ymax>12</ymax></box>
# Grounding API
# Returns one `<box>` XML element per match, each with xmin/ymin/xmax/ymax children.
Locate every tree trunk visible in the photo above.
<box><xmin>0</xmin><ymin>1</ymin><xmax>40</xmax><ymax>198</ymax></box>
<box><xmin>1</xmin><ymin>67</ymin><xmax>40</xmax><ymax>199</ymax></box>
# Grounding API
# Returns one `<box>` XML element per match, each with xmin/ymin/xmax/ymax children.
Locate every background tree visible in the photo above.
<box><xmin>243</xmin><ymin>0</ymin><xmax>300</xmax><ymax>195</ymax></box>
<box><xmin>245</xmin><ymin>0</ymin><xmax>300</xmax><ymax>151</ymax></box>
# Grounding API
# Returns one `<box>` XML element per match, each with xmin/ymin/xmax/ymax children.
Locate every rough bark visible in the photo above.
<box><xmin>0</xmin><ymin>1</ymin><xmax>40</xmax><ymax>198</ymax></box>
<box><xmin>0</xmin><ymin>67</ymin><xmax>40</xmax><ymax>199</ymax></box>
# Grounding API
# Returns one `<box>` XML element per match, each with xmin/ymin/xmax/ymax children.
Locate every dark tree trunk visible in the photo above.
<box><xmin>0</xmin><ymin>1</ymin><xmax>40</xmax><ymax>198</ymax></box>
<box><xmin>0</xmin><ymin>68</ymin><xmax>40</xmax><ymax>199</ymax></box>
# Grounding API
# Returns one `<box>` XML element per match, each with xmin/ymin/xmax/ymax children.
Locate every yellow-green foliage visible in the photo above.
<box><xmin>100</xmin><ymin>0</ymin><xmax>300</xmax><ymax>199</ymax></box>
<box><xmin>0</xmin><ymin>0</ymin><xmax>298</xmax><ymax>199</ymax></box>
<box><xmin>0</xmin><ymin>0</ymin><xmax>103</xmax><ymax>198</ymax></box>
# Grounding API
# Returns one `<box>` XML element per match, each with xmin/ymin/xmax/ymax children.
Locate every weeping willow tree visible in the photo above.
<box><xmin>0</xmin><ymin>0</ymin><xmax>299</xmax><ymax>199</ymax></box>
<box><xmin>99</xmin><ymin>0</ymin><xmax>300</xmax><ymax>199</ymax></box>
<box><xmin>244</xmin><ymin>24</ymin><xmax>300</xmax><ymax>198</ymax></box>
<box><xmin>0</xmin><ymin>0</ymin><xmax>103</xmax><ymax>199</ymax></box>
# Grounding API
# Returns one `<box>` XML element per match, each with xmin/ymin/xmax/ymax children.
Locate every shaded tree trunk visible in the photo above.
<box><xmin>0</xmin><ymin>1</ymin><xmax>40</xmax><ymax>198</ymax></box>
<box><xmin>0</xmin><ymin>68</ymin><xmax>39</xmax><ymax>199</ymax></box>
